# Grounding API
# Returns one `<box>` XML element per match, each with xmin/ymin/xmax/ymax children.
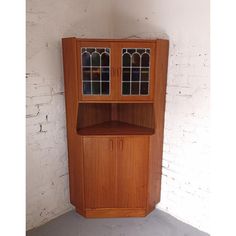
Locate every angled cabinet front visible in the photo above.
<box><xmin>62</xmin><ymin>37</ymin><xmax>169</xmax><ymax>219</ymax></box>
<box><xmin>77</xmin><ymin>40</ymin><xmax>116</xmax><ymax>101</ymax></box>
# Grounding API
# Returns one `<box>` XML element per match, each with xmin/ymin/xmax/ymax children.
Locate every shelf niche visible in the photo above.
<box><xmin>77</xmin><ymin>103</ymin><xmax>155</xmax><ymax>135</ymax></box>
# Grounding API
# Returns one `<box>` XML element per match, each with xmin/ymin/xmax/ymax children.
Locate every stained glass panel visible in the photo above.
<box><xmin>122</xmin><ymin>48</ymin><xmax>150</xmax><ymax>95</ymax></box>
<box><xmin>81</xmin><ymin>48</ymin><xmax>110</xmax><ymax>95</ymax></box>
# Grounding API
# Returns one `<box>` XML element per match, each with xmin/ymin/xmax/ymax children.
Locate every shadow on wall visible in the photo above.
<box><xmin>112</xmin><ymin>7</ymin><xmax>169</xmax><ymax>40</ymax></box>
<box><xmin>61</xmin><ymin>6</ymin><xmax>169</xmax><ymax>40</ymax></box>
<box><xmin>61</xmin><ymin>7</ymin><xmax>113</xmax><ymax>39</ymax></box>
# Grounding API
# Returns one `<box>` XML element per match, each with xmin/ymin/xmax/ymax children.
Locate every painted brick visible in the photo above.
<box><xmin>26</xmin><ymin>0</ymin><xmax>113</xmax><ymax>231</ymax></box>
<box><xmin>31</xmin><ymin>95</ymin><xmax>52</xmax><ymax>106</ymax></box>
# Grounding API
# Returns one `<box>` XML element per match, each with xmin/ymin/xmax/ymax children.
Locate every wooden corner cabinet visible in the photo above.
<box><xmin>62</xmin><ymin>37</ymin><xmax>169</xmax><ymax>218</ymax></box>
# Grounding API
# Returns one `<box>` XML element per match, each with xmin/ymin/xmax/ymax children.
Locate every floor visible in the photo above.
<box><xmin>27</xmin><ymin>210</ymin><xmax>209</xmax><ymax>236</ymax></box>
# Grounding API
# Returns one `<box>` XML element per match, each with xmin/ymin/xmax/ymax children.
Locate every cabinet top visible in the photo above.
<box><xmin>62</xmin><ymin>37</ymin><xmax>169</xmax><ymax>43</ymax></box>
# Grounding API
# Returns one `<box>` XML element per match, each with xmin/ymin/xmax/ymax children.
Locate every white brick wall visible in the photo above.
<box><xmin>112</xmin><ymin>0</ymin><xmax>210</xmax><ymax>232</ymax></box>
<box><xmin>159</xmin><ymin>43</ymin><xmax>210</xmax><ymax>232</ymax></box>
<box><xmin>27</xmin><ymin>0</ymin><xmax>210</xmax><ymax>233</ymax></box>
<box><xmin>26</xmin><ymin>0</ymin><xmax>112</xmax><ymax>230</ymax></box>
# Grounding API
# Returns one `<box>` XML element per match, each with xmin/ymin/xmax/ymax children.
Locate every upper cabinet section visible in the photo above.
<box><xmin>75</xmin><ymin>39</ymin><xmax>157</xmax><ymax>102</ymax></box>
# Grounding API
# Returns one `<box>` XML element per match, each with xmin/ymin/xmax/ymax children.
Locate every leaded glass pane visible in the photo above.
<box><xmin>101</xmin><ymin>53</ymin><xmax>109</xmax><ymax>66</ymax></box>
<box><xmin>82</xmin><ymin>52</ymin><xmax>90</xmax><ymax>67</ymax></box>
<box><xmin>141</xmin><ymin>53</ymin><xmax>149</xmax><ymax>67</ymax></box>
<box><xmin>123</xmin><ymin>68</ymin><xmax>130</xmax><ymax>81</ymax></box>
<box><xmin>131</xmin><ymin>82</ymin><xmax>139</xmax><ymax>94</ymax></box>
<box><xmin>137</xmin><ymin>49</ymin><xmax>145</xmax><ymax>54</ymax></box>
<box><xmin>127</xmin><ymin>49</ymin><xmax>135</xmax><ymax>54</ymax></box>
<box><xmin>102</xmin><ymin>82</ymin><xmax>109</xmax><ymax>94</ymax></box>
<box><xmin>122</xmin><ymin>82</ymin><xmax>130</xmax><ymax>95</ymax></box>
<box><xmin>123</xmin><ymin>53</ymin><xmax>130</xmax><ymax>67</ymax></box>
<box><xmin>131</xmin><ymin>53</ymin><xmax>140</xmax><ymax>67</ymax></box>
<box><xmin>140</xmin><ymin>82</ymin><xmax>149</xmax><ymax>95</ymax></box>
<box><xmin>81</xmin><ymin>47</ymin><xmax>110</xmax><ymax>96</ymax></box>
<box><xmin>97</xmin><ymin>49</ymin><xmax>104</xmax><ymax>54</ymax></box>
<box><xmin>131</xmin><ymin>68</ymin><xmax>140</xmax><ymax>81</ymax></box>
<box><xmin>92</xmin><ymin>52</ymin><xmax>100</xmax><ymax>67</ymax></box>
<box><xmin>87</xmin><ymin>48</ymin><xmax>95</xmax><ymax>54</ymax></box>
<box><xmin>92</xmin><ymin>67</ymin><xmax>100</xmax><ymax>81</ymax></box>
<box><xmin>141</xmin><ymin>68</ymin><xmax>149</xmax><ymax>81</ymax></box>
<box><xmin>83</xmin><ymin>67</ymin><xmax>90</xmax><ymax>81</ymax></box>
<box><xmin>101</xmin><ymin>68</ymin><xmax>109</xmax><ymax>81</ymax></box>
<box><xmin>83</xmin><ymin>82</ymin><xmax>91</xmax><ymax>94</ymax></box>
<box><xmin>121</xmin><ymin>48</ymin><xmax>151</xmax><ymax>96</ymax></box>
<box><xmin>92</xmin><ymin>82</ymin><xmax>100</xmax><ymax>94</ymax></box>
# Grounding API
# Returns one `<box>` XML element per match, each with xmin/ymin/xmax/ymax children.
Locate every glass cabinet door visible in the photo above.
<box><xmin>78</xmin><ymin>42</ymin><xmax>114</xmax><ymax>101</ymax></box>
<box><xmin>78</xmin><ymin>41</ymin><xmax>155</xmax><ymax>101</ymax></box>
<box><xmin>122</xmin><ymin>48</ymin><xmax>150</xmax><ymax>95</ymax></box>
<box><xmin>117</xmin><ymin>42</ymin><xmax>155</xmax><ymax>101</ymax></box>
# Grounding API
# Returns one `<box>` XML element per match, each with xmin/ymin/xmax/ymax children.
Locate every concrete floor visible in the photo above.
<box><xmin>27</xmin><ymin>210</ymin><xmax>209</xmax><ymax>236</ymax></box>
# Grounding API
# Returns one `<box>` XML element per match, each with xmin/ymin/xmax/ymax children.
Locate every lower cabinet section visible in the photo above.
<box><xmin>83</xmin><ymin>136</ymin><xmax>150</xmax><ymax>216</ymax></box>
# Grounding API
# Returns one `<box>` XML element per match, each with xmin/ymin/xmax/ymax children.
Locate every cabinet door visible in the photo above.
<box><xmin>83</xmin><ymin>137</ymin><xmax>116</xmax><ymax>208</ymax></box>
<box><xmin>117</xmin><ymin>136</ymin><xmax>149</xmax><ymax>208</ymax></box>
<box><xmin>77</xmin><ymin>41</ymin><xmax>116</xmax><ymax>101</ymax></box>
<box><xmin>116</xmin><ymin>42</ymin><xmax>156</xmax><ymax>101</ymax></box>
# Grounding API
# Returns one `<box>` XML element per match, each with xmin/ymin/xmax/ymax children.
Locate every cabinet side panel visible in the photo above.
<box><xmin>148</xmin><ymin>40</ymin><xmax>169</xmax><ymax>212</ymax></box>
<box><xmin>62</xmin><ymin>38</ymin><xmax>84</xmax><ymax>209</ymax></box>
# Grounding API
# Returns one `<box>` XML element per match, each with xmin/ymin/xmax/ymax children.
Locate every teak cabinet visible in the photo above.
<box><xmin>62</xmin><ymin>38</ymin><xmax>169</xmax><ymax>218</ymax></box>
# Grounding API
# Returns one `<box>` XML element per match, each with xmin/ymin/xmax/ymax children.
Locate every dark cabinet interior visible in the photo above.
<box><xmin>77</xmin><ymin>103</ymin><xmax>155</xmax><ymax>135</ymax></box>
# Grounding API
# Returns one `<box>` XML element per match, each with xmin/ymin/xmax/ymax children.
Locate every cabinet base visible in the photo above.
<box><xmin>76</xmin><ymin>208</ymin><xmax>149</xmax><ymax>218</ymax></box>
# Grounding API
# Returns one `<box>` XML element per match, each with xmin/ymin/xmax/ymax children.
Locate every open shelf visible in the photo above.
<box><xmin>77</xmin><ymin>103</ymin><xmax>155</xmax><ymax>135</ymax></box>
<box><xmin>78</xmin><ymin>120</ymin><xmax>154</xmax><ymax>135</ymax></box>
